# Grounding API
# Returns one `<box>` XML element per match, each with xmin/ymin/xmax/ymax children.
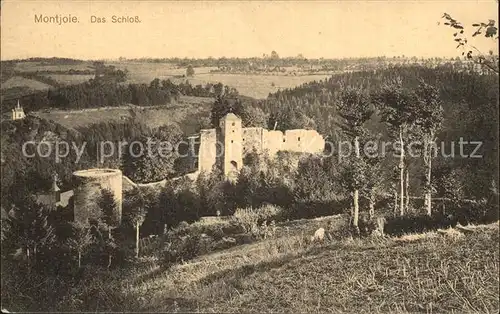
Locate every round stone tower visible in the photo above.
<box><xmin>72</xmin><ymin>168</ymin><xmax>122</xmax><ymax>227</ymax></box>
<box><xmin>219</xmin><ymin>113</ymin><xmax>243</xmax><ymax>180</ymax></box>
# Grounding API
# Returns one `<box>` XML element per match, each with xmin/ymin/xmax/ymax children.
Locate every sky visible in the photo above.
<box><xmin>1</xmin><ymin>0</ymin><xmax>498</xmax><ymax>60</ymax></box>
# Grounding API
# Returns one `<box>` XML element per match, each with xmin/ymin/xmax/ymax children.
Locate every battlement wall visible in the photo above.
<box><xmin>242</xmin><ymin>127</ymin><xmax>264</xmax><ymax>154</ymax></box>
<box><xmin>198</xmin><ymin>123</ymin><xmax>325</xmax><ymax>175</ymax></box>
<box><xmin>198</xmin><ymin>128</ymin><xmax>217</xmax><ymax>173</ymax></box>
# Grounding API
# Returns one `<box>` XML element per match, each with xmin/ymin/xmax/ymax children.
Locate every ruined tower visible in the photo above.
<box><xmin>219</xmin><ymin>113</ymin><xmax>243</xmax><ymax>180</ymax></box>
<box><xmin>72</xmin><ymin>169</ymin><xmax>123</xmax><ymax>227</ymax></box>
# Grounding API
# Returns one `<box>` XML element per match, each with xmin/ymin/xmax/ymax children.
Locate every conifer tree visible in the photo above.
<box><xmin>4</xmin><ymin>195</ymin><xmax>56</xmax><ymax>267</ymax></box>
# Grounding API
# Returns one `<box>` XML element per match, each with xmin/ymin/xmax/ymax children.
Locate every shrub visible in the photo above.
<box><xmin>232</xmin><ymin>205</ymin><xmax>283</xmax><ymax>234</ymax></box>
<box><xmin>161</xmin><ymin>228</ymin><xmax>242</xmax><ymax>267</ymax></box>
<box><xmin>162</xmin><ymin>234</ymin><xmax>205</xmax><ymax>265</ymax></box>
<box><xmin>176</xmin><ymin>221</ymin><xmax>190</xmax><ymax>231</ymax></box>
<box><xmin>289</xmin><ymin>198</ymin><xmax>348</xmax><ymax>220</ymax></box>
<box><xmin>233</xmin><ymin>208</ymin><xmax>259</xmax><ymax>233</ymax></box>
<box><xmin>258</xmin><ymin>204</ymin><xmax>284</xmax><ymax>222</ymax></box>
<box><xmin>357</xmin><ymin>215</ymin><xmax>380</xmax><ymax>237</ymax></box>
<box><xmin>210</xmin><ymin>225</ymin><xmax>225</xmax><ymax>241</ymax></box>
<box><xmin>431</xmin><ymin>199</ymin><xmax>497</xmax><ymax>225</ymax></box>
<box><xmin>365</xmin><ymin>198</ymin><xmax>498</xmax><ymax>237</ymax></box>
<box><xmin>161</xmin><ymin>218</ymin><xmax>247</xmax><ymax>267</ymax></box>
<box><xmin>252</xmin><ymin>220</ymin><xmax>277</xmax><ymax>240</ymax></box>
<box><xmin>384</xmin><ymin>212</ymin><xmax>458</xmax><ymax>236</ymax></box>
<box><xmin>220</xmin><ymin>222</ymin><xmax>246</xmax><ymax>235</ymax></box>
<box><xmin>452</xmin><ymin>200</ymin><xmax>497</xmax><ymax>225</ymax></box>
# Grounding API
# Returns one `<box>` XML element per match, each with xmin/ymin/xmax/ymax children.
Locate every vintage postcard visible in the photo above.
<box><xmin>1</xmin><ymin>0</ymin><xmax>499</xmax><ymax>312</ymax></box>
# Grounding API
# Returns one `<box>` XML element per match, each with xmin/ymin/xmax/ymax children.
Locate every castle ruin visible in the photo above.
<box><xmin>51</xmin><ymin>114</ymin><xmax>324</xmax><ymax>226</ymax></box>
<box><xmin>188</xmin><ymin>113</ymin><xmax>325</xmax><ymax>178</ymax></box>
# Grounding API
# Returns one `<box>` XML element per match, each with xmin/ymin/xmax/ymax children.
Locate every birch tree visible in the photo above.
<box><xmin>337</xmin><ymin>87</ymin><xmax>374</xmax><ymax>230</ymax></box>
<box><xmin>415</xmin><ymin>81</ymin><xmax>444</xmax><ymax>216</ymax></box>
<box><xmin>360</xmin><ymin>134</ymin><xmax>387</xmax><ymax>220</ymax></box>
<box><xmin>67</xmin><ymin>221</ymin><xmax>94</xmax><ymax>268</ymax></box>
<box><xmin>375</xmin><ymin>79</ymin><xmax>419</xmax><ymax>216</ymax></box>
<box><xmin>123</xmin><ymin>187</ymin><xmax>147</xmax><ymax>258</ymax></box>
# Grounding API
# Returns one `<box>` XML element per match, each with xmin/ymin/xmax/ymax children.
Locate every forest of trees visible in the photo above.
<box><xmin>1</xmin><ymin>74</ymin><xmax>238</xmax><ymax>114</ymax></box>
<box><xmin>1</xmin><ymin>61</ymin><xmax>498</xmax><ymax>281</ymax></box>
<box><xmin>0</xmin><ymin>116</ymin><xmax>200</xmax><ymax>211</ymax></box>
<box><xmin>2</xmin><ymin>64</ymin><xmax>497</xmax><ymax>214</ymax></box>
<box><xmin>253</xmin><ymin>65</ymin><xmax>498</xmax><ymax>202</ymax></box>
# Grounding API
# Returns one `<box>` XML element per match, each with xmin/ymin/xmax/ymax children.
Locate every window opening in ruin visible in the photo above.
<box><xmin>231</xmin><ymin>140</ymin><xmax>234</xmax><ymax>143</ymax></box>
<box><xmin>232</xmin><ymin>122</ymin><xmax>235</xmax><ymax>126</ymax></box>
<box><xmin>298</xmin><ymin>137</ymin><xmax>301</xmax><ymax>141</ymax></box>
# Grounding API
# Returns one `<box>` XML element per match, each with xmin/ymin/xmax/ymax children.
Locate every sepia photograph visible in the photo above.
<box><xmin>0</xmin><ymin>0</ymin><xmax>499</xmax><ymax>312</ymax></box>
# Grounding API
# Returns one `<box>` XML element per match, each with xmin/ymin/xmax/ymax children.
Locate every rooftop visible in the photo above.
<box><xmin>13</xmin><ymin>100</ymin><xmax>23</xmax><ymax>110</ymax></box>
<box><xmin>223</xmin><ymin>113</ymin><xmax>241</xmax><ymax>120</ymax></box>
<box><xmin>36</xmin><ymin>190</ymin><xmax>74</xmax><ymax>208</ymax></box>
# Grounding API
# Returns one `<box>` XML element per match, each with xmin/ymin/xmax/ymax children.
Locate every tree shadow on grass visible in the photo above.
<box><xmin>131</xmin><ymin>263</ymin><xmax>171</xmax><ymax>286</ymax></box>
<box><xmin>194</xmin><ymin>244</ymin><xmax>329</xmax><ymax>288</ymax></box>
<box><xmin>141</xmin><ymin>296</ymin><xmax>199</xmax><ymax>312</ymax></box>
<box><xmin>134</xmin><ymin>245</ymin><xmax>332</xmax><ymax>311</ymax></box>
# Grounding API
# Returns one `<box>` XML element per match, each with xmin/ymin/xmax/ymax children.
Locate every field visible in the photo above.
<box><xmin>1</xmin><ymin>76</ymin><xmax>52</xmax><ymax>91</ymax></box>
<box><xmin>4</xmin><ymin>58</ymin><xmax>316</xmax><ymax>134</ymax></box>
<box><xmin>170</xmin><ymin>73</ymin><xmax>331</xmax><ymax>99</ymax></box>
<box><xmin>32</xmin><ymin>95</ymin><xmax>214</xmax><ymax>134</ymax></box>
<box><xmin>107</xmin><ymin>62</ymin><xmax>216</xmax><ymax>82</ymax></box>
<box><xmin>46</xmin><ymin>74</ymin><xmax>95</xmax><ymax>85</ymax></box>
<box><xmin>2</xmin><ymin>217</ymin><xmax>498</xmax><ymax>313</ymax></box>
<box><xmin>13</xmin><ymin>61</ymin><xmax>94</xmax><ymax>72</ymax></box>
<box><xmin>109</xmin><ymin>61</ymin><xmax>331</xmax><ymax>99</ymax></box>
<box><xmin>2</xmin><ymin>60</ymin><xmax>331</xmax><ymax>100</ymax></box>
<box><xmin>1</xmin><ymin>61</ymin><xmax>95</xmax><ymax>95</ymax></box>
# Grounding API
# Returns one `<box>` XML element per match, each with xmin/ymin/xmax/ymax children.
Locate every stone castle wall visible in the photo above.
<box><xmin>242</xmin><ymin>127</ymin><xmax>264</xmax><ymax>154</ymax></box>
<box><xmin>198</xmin><ymin>129</ymin><xmax>217</xmax><ymax>173</ymax></box>
<box><xmin>242</xmin><ymin>127</ymin><xmax>324</xmax><ymax>157</ymax></box>
<box><xmin>196</xmin><ymin>118</ymin><xmax>325</xmax><ymax>175</ymax></box>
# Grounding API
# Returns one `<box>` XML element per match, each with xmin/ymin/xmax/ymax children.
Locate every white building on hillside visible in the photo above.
<box><xmin>12</xmin><ymin>100</ymin><xmax>26</xmax><ymax>120</ymax></box>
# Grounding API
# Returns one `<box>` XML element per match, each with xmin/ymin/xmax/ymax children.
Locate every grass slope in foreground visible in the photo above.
<box><xmin>136</xmin><ymin>223</ymin><xmax>499</xmax><ymax>313</ymax></box>
<box><xmin>5</xmin><ymin>220</ymin><xmax>495</xmax><ymax>313</ymax></box>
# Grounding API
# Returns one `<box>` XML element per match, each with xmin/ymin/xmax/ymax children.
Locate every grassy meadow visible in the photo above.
<box><xmin>169</xmin><ymin>73</ymin><xmax>331</xmax><ymax>99</ymax></box>
<box><xmin>46</xmin><ymin>74</ymin><xmax>96</xmax><ymax>85</ymax></box>
<box><xmin>32</xmin><ymin>95</ymin><xmax>214</xmax><ymax>133</ymax></box>
<box><xmin>128</xmin><ymin>221</ymin><xmax>500</xmax><ymax>313</ymax></box>
<box><xmin>2</xmin><ymin>215</ymin><xmax>498</xmax><ymax>313</ymax></box>
<box><xmin>1</xmin><ymin>76</ymin><xmax>53</xmax><ymax>91</ymax></box>
<box><xmin>109</xmin><ymin>61</ymin><xmax>331</xmax><ymax>99</ymax></box>
<box><xmin>1</xmin><ymin>60</ymin><xmax>95</xmax><ymax>95</ymax></box>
